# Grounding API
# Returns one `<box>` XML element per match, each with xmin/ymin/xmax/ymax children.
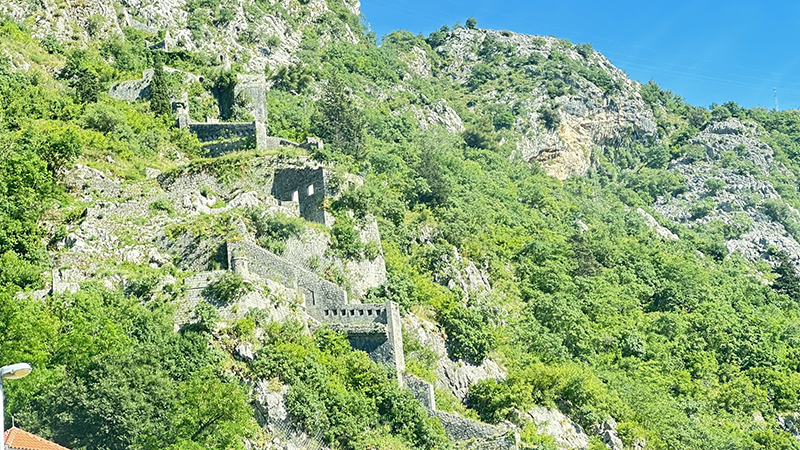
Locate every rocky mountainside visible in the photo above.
<box><xmin>2</xmin><ymin>0</ymin><xmax>362</xmax><ymax>71</ymax></box>
<box><xmin>8</xmin><ymin>2</ymin><xmax>800</xmax><ymax>450</ymax></box>
<box><xmin>654</xmin><ymin>118</ymin><xmax>800</xmax><ymax>268</ymax></box>
<box><xmin>433</xmin><ymin>28</ymin><xmax>657</xmax><ymax>180</ymax></box>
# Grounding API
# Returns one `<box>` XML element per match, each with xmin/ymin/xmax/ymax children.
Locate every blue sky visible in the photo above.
<box><xmin>360</xmin><ymin>0</ymin><xmax>800</xmax><ymax>110</ymax></box>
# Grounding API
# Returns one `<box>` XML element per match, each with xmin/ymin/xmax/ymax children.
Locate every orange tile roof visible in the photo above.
<box><xmin>4</xmin><ymin>428</ymin><xmax>70</xmax><ymax>450</ymax></box>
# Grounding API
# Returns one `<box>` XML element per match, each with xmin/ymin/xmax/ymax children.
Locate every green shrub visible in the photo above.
<box><xmin>150</xmin><ymin>198</ymin><xmax>174</xmax><ymax>216</ymax></box>
<box><xmin>265</xmin><ymin>35</ymin><xmax>281</xmax><ymax>49</ymax></box>
<box><xmin>703</xmin><ymin>178</ymin><xmax>726</xmax><ymax>195</ymax></box>
<box><xmin>150</xmin><ymin>52</ymin><xmax>172</xmax><ymax>118</ymax></box>
<box><xmin>329</xmin><ymin>213</ymin><xmax>380</xmax><ymax>261</ymax></box>
<box><xmin>538</xmin><ymin>103</ymin><xmax>561</xmax><ymax>131</ymax></box>
<box><xmin>246</xmin><ymin>210</ymin><xmax>305</xmax><ymax>254</ymax></box>
<box><xmin>622</xmin><ymin>168</ymin><xmax>687</xmax><ymax>204</ymax></box>
<box><xmin>202</xmin><ymin>271</ymin><xmax>253</xmax><ymax>304</ymax></box>
<box><xmin>689</xmin><ymin>198</ymin><xmax>716</xmax><ymax>220</ymax></box>
<box><xmin>438</xmin><ymin>304</ymin><xmax>496</xmax><ymax>364</ymax></box>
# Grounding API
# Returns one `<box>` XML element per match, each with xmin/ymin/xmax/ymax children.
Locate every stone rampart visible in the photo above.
<box><xmin>319</xmin><ymin>304</ymin><xmax>387</xmax><ymax>324</ymax></box>
<box><xmin>330</xmin><ymin>302</ymin><xmax>404</xmax><ymax>383</ymax></box>
<box><xmin>405</xmin><ymin>374</ymin><xmax>436</xmax><ymax>411</ymax></box>
<box><xmin>217</xmin><ymin>240</ymin><xmax>512</xmax><ymax>447</ymax></box>
<box><xmin>190</xmin><ymin>122</ymin><xmax>257</xmax><ymax>143</ymax></box>
<box><xmin>227</xmin><ymin>240</ymin><xmax>347</xmax><ymax>313</ymax></box>
<box><xmin>433</xmin><ymin>412</ymin><xmax>518</xmax><ymax>450</ymax></box>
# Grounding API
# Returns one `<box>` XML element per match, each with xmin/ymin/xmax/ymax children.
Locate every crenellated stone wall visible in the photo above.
<box><xmin>318</xmin><ymin>303</ymin><xmax>387</xmax><ymax>324</ymax></box>
<box><xmin>225</xmin><ymin>239</ymin><xmax>407</xmax><ymax>384</ymax></box>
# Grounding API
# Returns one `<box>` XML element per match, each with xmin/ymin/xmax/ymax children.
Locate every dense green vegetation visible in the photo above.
<box><xmin>250</xmin><ymin>323</ymin><xmax>449</xmax><ymax>449</ymax></box>
<box><xmin>8</xmin><ymin>3</ymin><xmax>800</xmax><ymax>450</ymax></box>
<box><xmin>2</xmin><ymin>284</ymin><xmax>257</xmax><ymax>450</ymax></box>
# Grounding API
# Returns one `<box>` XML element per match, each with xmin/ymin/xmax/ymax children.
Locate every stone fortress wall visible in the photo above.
<box><xmin>107</xmin><ymin>74</ymin><xmax>516</xmax><ymax>447</ymax></box>
<box><xmin>109</xmin><ymin>71</ymin><xmax>321</xmax><ymax>154</ymax></box>
<box><xmin>227</xmin><ymin>238</ymin><xmax>407</xmax><ymax>382</ymax></box>
<box><xmin>272</xmin><ymin>166</ymin><xmax>331</xmax><ymax>226</ymax></box>
<box><xmin>228</xmin><ymin>239</ymin><xmax>348</xmax><ymax>309</ymax></box>
<box><xmin>226</xmin><ymin>235</ymin><xmax>515</xmax><ymax>449</ymax></box>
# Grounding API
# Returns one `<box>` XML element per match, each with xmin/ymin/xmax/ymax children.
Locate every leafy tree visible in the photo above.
<box><xmin>246</xmin><ymin>209</ymin><xmax>305</xmax><ymax>254</ymax></box>
<box><xmin>329</xmin><ymin>212</ymin><xmax>379</xmax><ymax>261</ymax></box>
<box><xmin>150</xmin><ymin>52</ymin><xmax>172</xmax><ymax>117</ymax></box>
<box><xmin>313</xmin><ymin>75</ymin><xmax>367</xmax><ymax>159</ymax></box>
<box><xmin>73</xmin><ymin>69</ymin><xmax>101</xmax><ymax>103</ymax></box>
<box><xmin>61</xmin><ymin>49</ymin><xmax>106</xmax><ymax>104</ymax></box>
<box><xmin>269</xmin><ymin>64</ymin><xmax>314</xmax><ymax>93</ymax></box>
<box><xmin>167</xmin><ymin>374</ymin><xmax>257</xmax><ymax>450</ymax></box>
<box><xmin>468</xmin><ymin>63</ymin><xmax>495</xmax><ymax>88</ymax></box>
<box><xmin>203</xmin><ymin>272</ymin><xmax>253</xmax><ymax>304</ymax></box>
<box><xmin>465</xmin><ymin>17</ymin><xmax>478</xmax><ymax>29</ymax></box>
<box><xmin>538</xmin><ymin>103</ymin><xmax>561</xmax><ymax>130</ymax></box>
<box><xmin>462</xmin><ymin>116</ymin><xmax>497</xmax><ymax>150</ymax></box>
<box><xmin>771</xmin><ymin>249</ymin><xmax>800</xmax><ymax>300</ymax></box>
<box><xmin>427</xmin><ymin>25</ymin><xmax>450</xmax><ymax>48</ymax></box>
<box><xmin>704</xmin><ymin>178</ymin><xmax>726</xmax><ymax>195</ymax></box>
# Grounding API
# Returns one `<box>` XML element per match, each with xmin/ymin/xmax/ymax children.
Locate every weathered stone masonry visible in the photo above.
<box><xmin>227</xmin><ymin>238</ymin><xmax>515</xmax><ymax>449</ymax></box>
<box><xmin>228</xmin><ymin>239</ymin><xmax>347</xmax><ymax>308</ymax></box>
<box><xmin>272</xmin><ymin>167</ymin><xmax>331</xmax><ymax>226</ymax></box>
<box><xmin>227</xmin><ymin>239</ymin><xmax>405</xmax><ymax>382</ymax></box>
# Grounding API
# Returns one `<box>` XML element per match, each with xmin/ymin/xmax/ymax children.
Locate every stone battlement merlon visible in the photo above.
<box><xmin>321</xmin><ymin>305</ymin><xmax>387</xmax><ymax>325</ymax></box>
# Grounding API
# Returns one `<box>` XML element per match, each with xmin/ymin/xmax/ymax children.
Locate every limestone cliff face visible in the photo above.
<box><xmin>434</xmin><ymin>29</ymin><xmax>657</xmax><ymax>180</ymax></box>
<box><xmin>0</xmin><ymin>0</ymin><xmax>361</xmax><ymax>73</ymax></box>
<box><xmin>653</xmin><ymin>118</ymin><xmax>800</xmax><ymax>271</ymax></box>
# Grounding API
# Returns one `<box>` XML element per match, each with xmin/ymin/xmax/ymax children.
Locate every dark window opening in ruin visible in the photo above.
<box><xmin>359</xmin><ymin>310</ymin><xmax>364</xmax><ymax>316</ymax></box>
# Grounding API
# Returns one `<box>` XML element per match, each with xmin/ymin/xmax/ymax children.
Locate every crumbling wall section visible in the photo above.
<box><xmin>272</xmin><ymin>167</ymin><xmax>329</xmax><ymax>225</ymax></box>
<box><xmin>235</xmin><ymin>74</ymin><xmax>268</xmax><ymax>123</ymax></box>
<box><xmin>405</xmin><ymin>374</ymin><xmax>436</xmax><ymax>411</ymax></box>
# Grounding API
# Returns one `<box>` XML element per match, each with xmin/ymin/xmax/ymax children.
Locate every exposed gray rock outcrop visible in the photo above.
<box><xmin>591</xmin><ymin>418</ymin><xmax>624</xmax><ymax>450</ymax></box>
<box><xmin>404</xmin><ymin>315</ymin><xmax>506</xmax><ymax>400</ymax></box>
<box><xmin>779</xmin><ymin>414</ymin><xmax>800</xmax><ymax>441</ymax></box>
<box><xmin>636</xmin><ymin>208</ymin><xmax>678</xmax><ymax>240</ymax></box>
<box><xmin>436</xmin><ymin>29</ymin><xmax>657</xmax><ymax>180</ymax></box>
<box><xmin>654</xmin><ymin>118</ymin><xmax>800</xmax><ymax>273</ymax></box>
<box><xmin>522</xmin><ymin>407</ymin><xmax>589</xmax><ymax>450</ymax></box>
<box><xmin>2</xmin><ymin>0</ymin><xmax>361</xmax><ymax>73</ymax></box>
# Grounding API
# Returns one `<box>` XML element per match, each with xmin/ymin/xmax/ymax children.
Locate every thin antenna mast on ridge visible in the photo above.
<box><xmin>775</xmin><ymin>87</ymin><xmax>780</xmax><ymax>111</ymax></box>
